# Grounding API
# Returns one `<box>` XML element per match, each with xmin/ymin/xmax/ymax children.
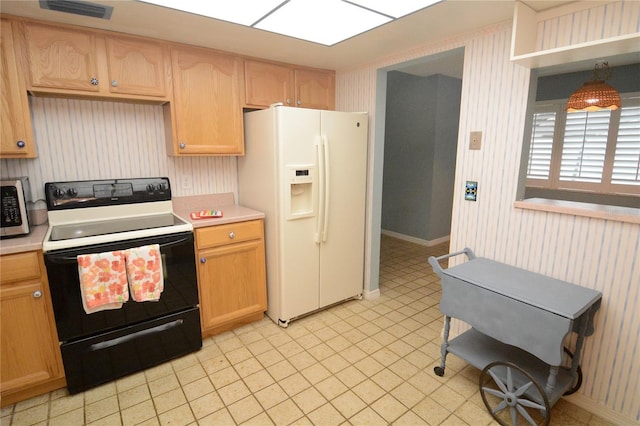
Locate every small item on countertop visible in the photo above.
<box><xmin>190</xmin><ymin>210</ymin><xmax>223</xmax><ymax>220</ymax></box>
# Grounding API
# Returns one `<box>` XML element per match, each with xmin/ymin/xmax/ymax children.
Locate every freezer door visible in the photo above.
<box><xmin>278</xmin><ymin>107</ymin><xmax>321</xmax><ymax>320</ymax></box>
<box><xmin>318</xmin><ymin>111</ymin><xmax>368</xmax><ymax>307</ymax></box>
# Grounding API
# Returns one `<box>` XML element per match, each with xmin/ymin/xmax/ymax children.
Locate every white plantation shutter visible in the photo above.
<box><xmin>527</xmin><ymin>111</ymin><xmax>555</xmax><ymax>179</ymax></box>
<box><xmin>612</xmin><ymin>105</ymin><xmax>640</xmax><ymax>186</ymax></box>
<box><xmin>560</xmin><ymin>110</ymin><xmax>611</xmax><ymax>183</ymax></box>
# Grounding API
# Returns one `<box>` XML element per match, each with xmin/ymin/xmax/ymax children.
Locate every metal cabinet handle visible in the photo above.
<box><xmin>111</xmin><ymin>80</ymin><xmax>119</xmax><ymax>87</ymax></box>
<box><xmin>286</xmin><ymin>98</ymin><xmax>291</xmax><ymax>104</ymax></box>
<box><xmin>33</xmin><ymin>290</ymin><xmax>43</xmax><ymax>298</ymax></box>
<box><xmin>200</xmin><ymin>258</ymin><xmax>206</xmax><ymax>263</ymax></box>
<box><xmin>90</xmin><ymin>77</ymin><xmax>99</xmax><ymax>86</ymax></box>
<box><xmin>16</xmin><ymin>140</ymin><xmax>26</xmax><ymax>148</ymax></box>
<box><xmin>228</xmin><ymin>232</ymin><xmax>235</xmax><ymax>239</ymax></box>
<box><xmin>296</xmin><ymin>99</ymin><xmax>302</xmax><ymax>105</ymax></box>
<box><xmin>179</xmin><ymin>142</ymin><xmax>186</xmax><ymax>149</ymax></box>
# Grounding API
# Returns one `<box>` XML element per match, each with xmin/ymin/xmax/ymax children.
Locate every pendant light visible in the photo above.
<box><xmin>566</xmin><ymin>61</ymin><xmax>621</xmax><ymax>112</ymax></box>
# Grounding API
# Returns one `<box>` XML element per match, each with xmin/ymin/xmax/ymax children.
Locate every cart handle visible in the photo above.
<box><xmin>428</xmin><ymin>247</ymin><xmax>476</xmax><ymax>274</ymax></box>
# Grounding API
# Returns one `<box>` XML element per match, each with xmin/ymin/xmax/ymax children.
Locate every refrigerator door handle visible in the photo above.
<box><xmin>315</xmin><ymin>136</ymin><xmax>324</xmax><ymax>244</ymax></box>
<box><xmin>322</xmin><ymin>135</ymin><xmax>330</xmax><ymax>243</ymax></box>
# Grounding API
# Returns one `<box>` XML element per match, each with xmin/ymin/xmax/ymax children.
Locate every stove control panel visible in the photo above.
<box><xmin>45</xmin><ymin>177</ymin><xmax>172</xmax><ymax>210</ymax></box>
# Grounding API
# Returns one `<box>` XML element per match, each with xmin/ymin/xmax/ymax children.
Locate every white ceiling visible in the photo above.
<box><xmin>0</xmin><ymin>0</ymin><xmax>574</xmax><ymax>77</ymax></box>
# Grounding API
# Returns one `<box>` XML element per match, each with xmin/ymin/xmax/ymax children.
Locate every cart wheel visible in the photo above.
<box><xmin>479</xmin><ymin>361</ymin><xmax>551</xmax><ymax>426</ymax></box>
<box><xmin>562</xmin><ymin>347</ymin><xmax>583</xmax><ymax>396</ymax></box>
<box><xmin>434</xmin><ymin>366</ymin><xmax>445</xmax><ymax>377</ymax></box>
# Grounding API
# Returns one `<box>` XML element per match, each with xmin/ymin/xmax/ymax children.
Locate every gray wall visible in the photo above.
<box><xmin>382</xmin><ymin>71</ymin><xmax>461</xmax><ymax>241</ymax></box>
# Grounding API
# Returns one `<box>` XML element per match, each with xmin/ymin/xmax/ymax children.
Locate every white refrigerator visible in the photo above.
<box><xmin>238</xmin><ymin>106</ymin><xmax>368</xmax><ymax>326</ymax></box>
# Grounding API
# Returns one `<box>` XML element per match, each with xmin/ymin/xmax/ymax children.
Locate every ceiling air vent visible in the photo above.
<box><xmin>39</xmin><ymin>0</ymin><xmax>113</xmax><ymax>20</ymax></box>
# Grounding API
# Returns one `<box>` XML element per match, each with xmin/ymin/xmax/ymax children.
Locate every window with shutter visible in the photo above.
<box><xmin>612</xmin><ymin>105</ymin><xmax>640</xmax><ymax>186</ymax></box>
<box><xmin>527</xmin><ymin>111</ymin><xmax>556</xmax><ymax>180</ymax></box>
<box><xmin>559</xmin><ymin>110</ymin><xmax>610</xmax><ymax>183</ymax></box>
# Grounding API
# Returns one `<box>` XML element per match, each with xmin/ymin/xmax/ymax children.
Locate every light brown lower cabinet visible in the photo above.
<box><xmin>195</xmin><ymin>220</ymin><xmax>267</xmax><ymax>337</ymax></box>
<box><xmin>0</xmin><ymin>251</ymin><xmax>65</xmax><ymax>407</ymax></box>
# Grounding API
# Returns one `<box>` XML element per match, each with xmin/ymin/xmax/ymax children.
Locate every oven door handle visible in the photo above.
<box><xmin>88</xmin><ymin>319</ymin><xmax>184</xmax><ymax>351</ymax></box>
<box><xmin>44</xmin><ymin>234</ymin><xmax>193</xmax><ymax>263</ymax></box>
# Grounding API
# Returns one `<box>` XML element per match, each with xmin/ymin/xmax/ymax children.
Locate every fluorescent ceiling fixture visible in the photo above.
<box><xmin>137</xmin><ymin>0</ymin><xmax>441</xmax><ymax>45</ymax></box>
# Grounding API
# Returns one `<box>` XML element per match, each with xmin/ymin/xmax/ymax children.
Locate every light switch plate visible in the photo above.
<box><xmin>469</xmin><ymin>131</ymin><xmax>482</xmax><ymax>150</ymax></box>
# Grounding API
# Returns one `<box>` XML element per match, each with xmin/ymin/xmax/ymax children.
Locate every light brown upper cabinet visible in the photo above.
<box><xmin>1</xmin><ymin>18</ymin><xmax>36</xmax><ymax>158</ymax></box>
<box><xmin>19</xmin><ymin>21</ymin><xmax>169</xmax><ymax>101</ymax></box>
<box><xmin>165</xmin><ymin>45</ymin><xmax>245</xmax><ymax>156</ymax></box>
<box><xmin>244</xmin><ymin>60</ymin><xmax>335</xmax><ymax>110</ymax></box>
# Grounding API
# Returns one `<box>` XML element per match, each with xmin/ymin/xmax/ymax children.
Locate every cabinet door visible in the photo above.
<box><xmin>169</xmin><ymin>46</ymin><xmax>244</xmax><ymax>155</ymax></box>
<box><xmin>197</xmin><ymin>239</ymin><xmax>267</xmax><ymax>333</ymax></box>
<box><xmin>294</xmin><ymin>68</ymin><xmax>335</xmax><ymax>110</ymax></box>
<box><xmin>1</xmin><ymin>19</ymin><xmax>35</xmax><ymax>158</ymax></box>
<box><xmin>1</xmin><ymin>281</ymin><xmax>63</xmax><ymax>395</ymax></box>
<box><xmin>22</xmin><ymin>22</ymin><xmax>100</xmax><ymax>92</ymax></box>
<box><xmin>105</xmin><ymin>35</ymin><xmax>168</xmax><ymax>98</ymax></box>
<box><xmin>244</xmin><ymin>60</ymin><xmax>294</xmax><ymax>107</ymax></box>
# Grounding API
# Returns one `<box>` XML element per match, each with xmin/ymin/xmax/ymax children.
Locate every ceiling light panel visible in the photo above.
<box><xmin>255</xmin><ymin>0</ymin><xmax>391</xmax><ymax>46</ymax></box>
<box><xmin>347</xmin><ymin>0</ymin><xmax>441</xmax><ymax>18</ymax></box>
<box><xmin>138</xmin><ymin>0</ymin><xmax>284</xmax><ymax>26</ymax></box>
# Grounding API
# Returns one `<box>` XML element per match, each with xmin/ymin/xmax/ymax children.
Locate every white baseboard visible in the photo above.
<box><xmin>564</xmin><ymin>393</ymin><xmax>638</xmax><ymax>425</ymax></box>
<box><xmin>363</xmin><ymin>288</ymin><xmax>380</xmax><ymax>300</ymax></box>
<box><xmin>381</xmin><ymin>229</ymin><xmax>450</xmax><ymax>247</ymax></box>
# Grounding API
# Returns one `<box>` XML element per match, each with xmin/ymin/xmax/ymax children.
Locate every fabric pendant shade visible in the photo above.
<box><xmin>566</xmin><ymin>62</ymin><xmax>621</xmax><ymax>112</ymax></box>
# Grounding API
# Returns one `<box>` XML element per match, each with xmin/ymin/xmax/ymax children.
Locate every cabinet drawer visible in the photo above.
<box><xmin>0</xmin><ymin>252</ymin><xmax>41</xmax><ymax>284</ymax></box>
<box><xmin>196</xmin><ymin>220</ymin><xmax>263</xmax><ymax>249</ymax></box>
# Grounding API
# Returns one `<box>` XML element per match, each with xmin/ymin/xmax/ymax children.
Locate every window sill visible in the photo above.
<box><xmin>514</xmin><ymin>198</ymin><xmax>640</xmax><ymax>224</ymax></box>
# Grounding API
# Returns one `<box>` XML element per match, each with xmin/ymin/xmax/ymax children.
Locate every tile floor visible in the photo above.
<box><xmin>1</xmin><ymin>236</ymin><xmax>614</xmax><ymax>426</ymax></box>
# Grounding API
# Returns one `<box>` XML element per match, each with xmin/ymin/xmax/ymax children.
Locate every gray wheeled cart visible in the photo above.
<box><xmin>428</xmin><ymin>248</ymin><xmax>602</xmax><ymax>426</ymax></box>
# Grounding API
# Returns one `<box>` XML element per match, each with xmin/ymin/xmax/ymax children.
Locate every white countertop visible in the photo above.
<box><xmin>0</xmin><ymin>193</ymin><xmax>265</xmax><ymax>256</ymax></box>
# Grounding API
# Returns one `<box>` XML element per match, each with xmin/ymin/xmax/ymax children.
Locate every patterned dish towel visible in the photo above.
<box><xmin>77</xmin><ymin>251</ymin><xmax>129</xmax><ymax>314</ymax></box>
<box><xmin>125</xmin><ymin>244</ymin><xmax>164</xmax><ymax>302</ymax></box>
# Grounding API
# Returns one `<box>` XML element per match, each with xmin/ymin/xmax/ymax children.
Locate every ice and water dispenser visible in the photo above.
<box><xmin>285</xmin><ymin>166</ymin><xmax>315</xmax><ymax>220</ymax></box>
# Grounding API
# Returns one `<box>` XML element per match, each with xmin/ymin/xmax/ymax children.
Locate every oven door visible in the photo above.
<box><xmin>44</xmin><ymin>231</ymin><xmax>199</xmax><ymax>342</ymax></box>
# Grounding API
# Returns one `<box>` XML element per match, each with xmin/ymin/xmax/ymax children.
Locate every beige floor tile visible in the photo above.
<box><xmin>87</xmin><ymin>412</ymin><xmax>124</xmax><ymax>426</ymax></box>
<box><xmin>386</xmin><ymin>339</ymin><xmax>416</xmax><ymax>358</ymax></box>
<box><xmin>49</xmin><ymin>392</ymin><xmax>84</xmax><ymax>417</ymax></box>
<box><xmin>320</xmin><ymin>353</ymin><xmax>351</xmax><ymax>374</ymax></box>
<box><xmin>307</xmin><ymin>403</ymin><xmax>345</xmax><ymax>426</ymax></box>
<box><xmin>393</xmin><ymin>410</ymin><xmax>426</xmax><ymax>425</ymax></box>
<box><xmin>440</xmin><ymin>414</ymin><xmax>470</xmax><ymax>425</ymax></box>
<box><xmin>121</xmin><ymin>399</ymin><xmax>157</xmax><ymax>426</ymax></box>
<box><xmin>413</xmin><ymin>396</ymin><xmax>451</xmax><ymax>425</ymax></box>
<box><xmin>246</xmin><ymin>339</ymin><xmax>274</xmax><ymax>356</ymax></box>
<box><xmin>288</xmin><ymin>351</ymin><xmax>317</xmax><ymax>371</ymax></box>
<box><xmin>370</xmin><ymin>393</ymin><xmax>408</xmax><ymax>423</ymax></box>
<box><xmin>227</xmin><ymin>395</ymin><xmax>264</xmax><ymax>424</ymax></box>
<box><xmin>225</xmin><ymin>347</ymin><xmax>254</xmax><ymax>365</ymax></box>
<box><xmin>10</xmin><ymin>403</ymin><xmax>49</xmax><ymax>425</ymax></box>
<box><xmin>307</xmin><ymin>342</ymin><xmax>335</xmax><ymax>361</ymax></box>
<box><xmin>325</xmin><ymin>335</ymin><xmax>352</xmax><ymax>352</ymax></box>
<box><xmin>153</xmin><ymin>387</ymin><xmax>187</xmax><ymax>414</ymax></box>
<box><xmin>292</xmin><ymin>387</ymin><xmax>327</xmax><ymax>414</ymax></box>
<box><xmin>278</xmin><ymin>341</ymin><xmax>305</xmax><ymax>358</ymax></box>
<box><xmin>358</xmin><ymin>337</ymin><xmax>384</xmax><ymax>355</ymax></box>
<box><xmin>243</xmin><ymin>369</ymin><xmax>275</xmax><ymax>393</ymax></box>
<box><xmin>86</xmin><ymin>395</ymin><xmax>120</xmax><ymax>423</ymax></box>
<box><xmin>354</xmin><ymin>357</ymin><xmax>385</xmax><ymax>378</ymax></box>
<box><xmin>265</xmin><ymin>359</ymin><xmax>297</xmax><ymax>381</ymax></box>
<box><xmin>352</xmin><ymin>379</ymin><xmax>386</xmax><ymax>405</ymax></box>
<box><xmin>175</xmin><ymin>363</ymin><xmax>206</xmax><ymax>386</ymax></box>
<box><xmin>296</xmin><ymin>333</ymin><xmax>322</xmax><ymax>349</ymax></box>
<box><xmin>196</xmin><ymin>408</ymin><xmax>234</xmax><ymax>426</ymax></box>
<box><xmin>170</xmin><ymin>353</ymin><xmax>200</xmax><ymax>372</ymax></box>
<box><xmin>455</xmin><ymin>400</ymin><xmax>494</xmax><ymax>425</ymax></box>
<box><xmin>48</xmin><ymin>407</ymin><xmax>84</xmax><ymax>426</ymax></box>
<box><xmin>334</xmin><ymin>365</ymin><xmax>367</xmax><ymax>388</ymax></box>
<box><xmin>279</xmin><ymin>372</ymin><xmax>312</xmax><ymax>397</ymax></box>
<box><xmin>188</xmin><ymin>392</ymin><xmax>224</xmax><ymax>420</ymax></box>
<box><xmin>431</xmin><ymin>384</ymin><xmax>466</xmax><ymax>412</ymax></box>
<box><xmin>116</xmin><ymin>372</ymin><xmax>147</xmax><ymax>393</ymax></box>
<box><xmin>255</xmin><ymin>348</ymin><xmax>286</xmax><ymax>368</ymax></box>
<box><xmin>148</xmin><ymin>374</ymin><xmax>180</xmax><ymax>398</ymax></box>
<box><xmin>209</xmin><ymin>366</ymin><xmax>241</xmax><ymax>389</ymax></box>
<box><xmin>201</xmin><ymin>354</ymin><xmax>231</xmax><ymax>375</ymax></box>
<box><xmin>118</xmin><ymin>383</ymin><xmax>151</xmax><ymax>410</ymax></box>
<box><xmin>241</xmin><ymin>411</ymin><xmax>275</xmax><ymax>425</ymax></box>
<box><xmin>144</xmin><ymin>362</ymin><xmax>175</xmax><ymax>383</ymax></box>
<box><xmin>233</xmin><ymin>357</ymin><xmax>263</xmax><ymax>378</ymax></box>
<box><xmin>181</xmin><ymin>376</ymin><xmax>214</xmax><ymax>402</ymax></box>
<box><xmin>371</xmin><ymin>368</ymin><xmax>404</xmax><ymax>392</ymax></box>
<box><xmin>84</xmin><ymin>381</ymin><xmax>118</xmax><ymax>405</ymax></box>
<box><xmin>348</xmin><ymin>406</ymin><xmax>388</xmax><ymax>426</ymax></box>
<box><xmin>157</xmin><ymin>403</ymin><xmax>194</xmax><ymax>426</ymax></box>
<box><xmin>300</xmin><ymin>362</ymin><xmax>331</xmax><ymax>385</ymax></box>
<box><xmin>266</xmin><ymin>399</ymin><xmax>304</xmax><ymax>426</ymax></box>
<box><xmin>315</xmin><ymin>375</ymin><xmax>348</xmax><ymax>400</ymax></box>
<box><xmin>253</xmin><ymin>383</ymin><xmax>288</xmax><ymax>410</ymax></box>
<box><xmin>331</xmin><ymin>390</ymin><xmax>367</xmax><ymax>419</ymax></box>
<box><xmin>390</xmin><ymin>381</ymin><xmax>425</xmax><ymax>409</ymax></box>
<box><xmin>217</xmin><ymin>379</ymin><xmax>251</xmax><ymax>406</ymax></box>
<box><xmin>388</xmin><ymin>358</ymin><xmax>420</xmax><ymax>381</ymax></box>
